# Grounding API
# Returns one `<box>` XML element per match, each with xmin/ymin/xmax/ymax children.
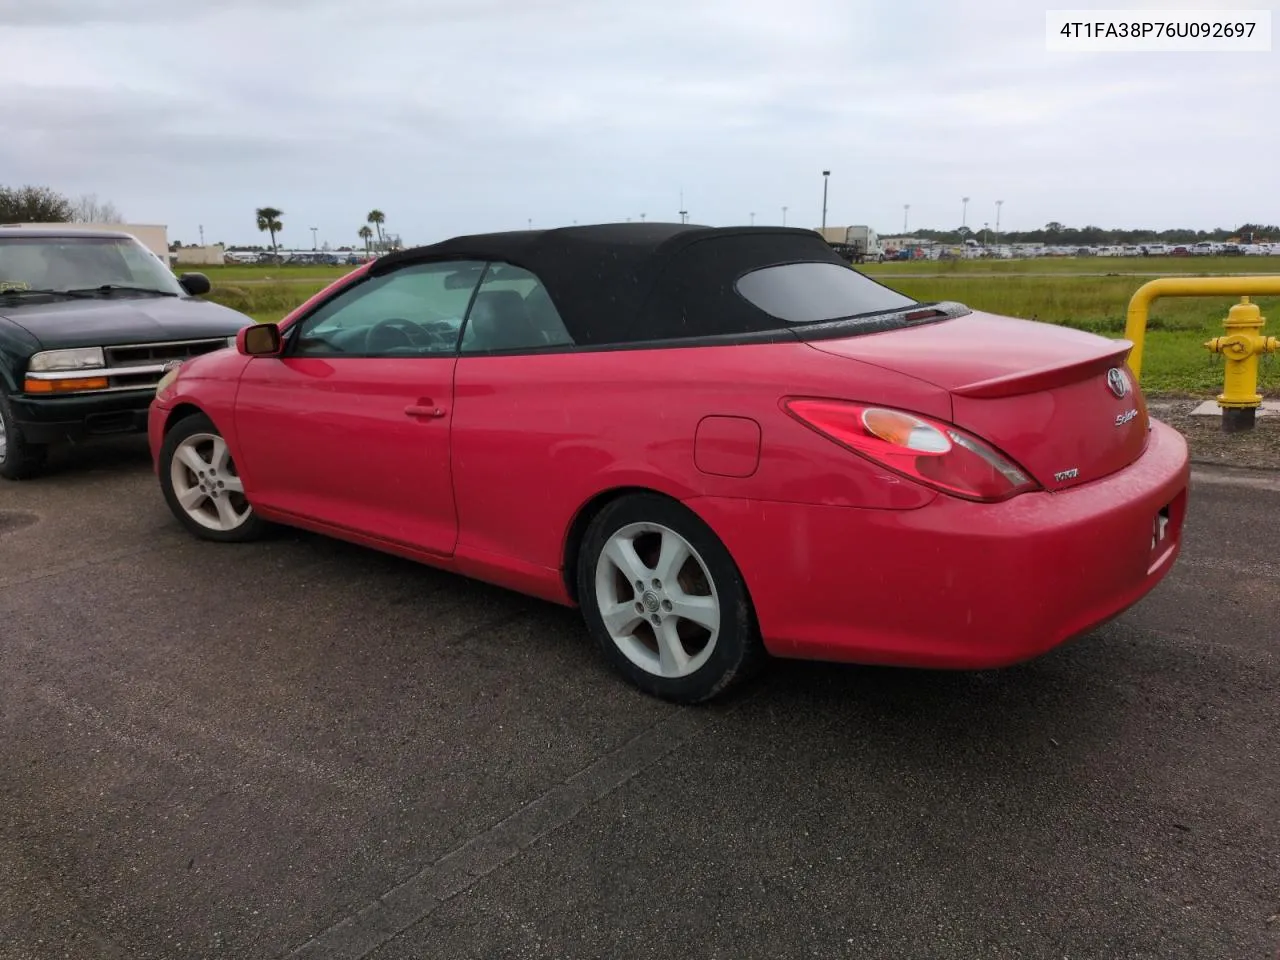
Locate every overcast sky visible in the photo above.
<box><xmin>2</xmin><ymin>0</ymin><xmax>1276</xmax><ymax>247</ymax></box>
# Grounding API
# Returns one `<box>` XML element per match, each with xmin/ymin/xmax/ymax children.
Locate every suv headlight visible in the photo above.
<box><xmin>28</xmin><ymin>347</ymin><xmax>105</xmax><ymax>372</ymax></box>
<box><xmin>156</xmin><ymin>361</ymin><xmax>184</xmax><ymax>394</ymax></box>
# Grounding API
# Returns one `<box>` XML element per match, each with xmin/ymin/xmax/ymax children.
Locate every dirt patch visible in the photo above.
<box><xmin>1147</xmin><ymin>393</ymin><xmax>1280</xmax><ymax>471</ymax></box>
<box><xmin>0</xmin><ymin>510</ymin><xmax>39</xmax><ymax>537</ymax></box>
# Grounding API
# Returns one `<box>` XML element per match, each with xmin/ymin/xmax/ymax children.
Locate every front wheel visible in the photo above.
<box><xmin>0</xmin><ymin>388</ymin><xmax>48</xmax><ymax>481</ymax></box>
<box><xmin>577</xmin><ymin>494</ymin><xmax>764</xmax><ymax>704</ymax></box>
<box><xmin>158</xmin><ymin>413</ymin><xmax>266</xmax><ymax>542</ymax></box>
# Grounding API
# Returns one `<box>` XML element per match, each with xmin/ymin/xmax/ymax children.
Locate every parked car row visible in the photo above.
<box><xmin>878</xmin><ymin>240</ymin><xmax>1279</xmax><ymax>261</ymax></box>
<box><xmin>2</xmin><ymin>223</ymin><xmax>1191</xmax><ymax>705</ymax></box>
<box><xmin>1101</xmin><ymin>242</ymin><xmax>1279</xmax><ymax>257</ymax></box>
<box><xmin>223</xmin><ymin>250</ymin><xmax>376</xmax><ymax>266</ymax></box>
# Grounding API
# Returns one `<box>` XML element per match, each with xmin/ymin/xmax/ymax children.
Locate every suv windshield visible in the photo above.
<box><xmin>0</xmin><ymin>235</ymin><xmax>183</xmax><ymax>297</ymax></box>
<box><xmin>735</xmin><ymin>261</ymin><xmax>916</xmax><ymax>324</ymax></box>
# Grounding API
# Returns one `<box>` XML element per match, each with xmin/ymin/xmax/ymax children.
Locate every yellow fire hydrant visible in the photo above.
<box><xmin>1204</xmin><ymin>296</ymin><xmax>1279</xmax><ymax>432</ymax></box>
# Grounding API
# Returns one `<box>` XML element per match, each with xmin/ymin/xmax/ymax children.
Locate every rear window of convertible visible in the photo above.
<box><xmin>735</xmin><ymin>261</ymin><xmax>917</xmax><ymax>324</ymax></box>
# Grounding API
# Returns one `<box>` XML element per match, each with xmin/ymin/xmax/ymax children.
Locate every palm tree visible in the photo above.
<box><xmin>358</xmin><ymin>225</ymin><xmax>373</xmax><ymax>255</ymax></box>
<box><xmin>366</xmin><ymin>209</ymin><xmax>385</xmax><ymax>250</ymax></box>
<box><xmin>255</xmin><ymin>207</ymin><xmax>283</xmax><ymax>254</ymax></box>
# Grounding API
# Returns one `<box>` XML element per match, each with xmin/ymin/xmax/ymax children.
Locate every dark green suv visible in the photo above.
<box><xmin>0</xmin><ymin>227</ymin><xmax>253</xmax><ymax>479</ymax></box>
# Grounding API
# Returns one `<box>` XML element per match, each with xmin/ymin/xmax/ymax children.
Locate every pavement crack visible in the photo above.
<box><xmin>279</xmin><ymin>709</ymin><xmax>706</xmax><ymax>960</ymax></box>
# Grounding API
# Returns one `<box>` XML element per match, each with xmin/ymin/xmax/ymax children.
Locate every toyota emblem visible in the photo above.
<box><xmin>1106</xmin><ymin>367</ymin><xmax>1130</xmax><ymax>398</ymax></box>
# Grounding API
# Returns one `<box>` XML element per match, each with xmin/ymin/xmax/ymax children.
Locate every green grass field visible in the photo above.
<box><xmin>865</xmin><ymin>274</ymin><xmax>1279</xmax><ymax>395</ymax></box>
<box><xmin>194</xmin><ymin>257</ymin><xmax>1280</xmax><ymax>396</ymax></box>
<box><xmin>208</xmin><ymin>281</ymin><xmax>332</xmax><ymax>319</ymax></box>
<box><xmin>193</xmin><ymin>263</ymin><xmax>360</xmax><ymax>283</ymax></box>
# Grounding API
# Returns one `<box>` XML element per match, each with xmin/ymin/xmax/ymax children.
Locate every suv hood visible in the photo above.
<box><xmin>0</xmin><ymin>295</ymin><xmax>252</xmax><ymax>351</ymax></box>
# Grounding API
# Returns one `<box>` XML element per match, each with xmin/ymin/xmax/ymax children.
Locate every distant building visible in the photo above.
<box><xmin>174</xmin><ymin>244</ymin><xmax>226</xmax><ymax>266</ymax></box>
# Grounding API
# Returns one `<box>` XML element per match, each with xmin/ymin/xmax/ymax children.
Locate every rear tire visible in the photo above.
<box><xmin>0</xmin><ymin>388</ymin><xmax>48</xmax><ymax>481</ymax></box>
<box><xmin>158</xmin><ymin>412</ymin><xmax>267</xmax><ymax>542</ymax></box>
<box><xmin>576</xmin><ymin>493</ymin><xmax>764</xmax><ymax>704</ymax></box>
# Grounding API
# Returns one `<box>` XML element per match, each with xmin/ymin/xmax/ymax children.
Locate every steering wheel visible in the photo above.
<box><xmin>365</xmin><ymin>317</ymin><xmax>421</xmax><ymax>352</ymax></box>
<box><xmin>418</xmin><ymin>317</ymin><xmax>465</xmax><ymax>347</ymax></box>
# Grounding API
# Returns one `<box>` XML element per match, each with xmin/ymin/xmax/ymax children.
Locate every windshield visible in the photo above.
<box><xmin>0</xmin><ymin>235</ymin><xmax>183</xmax><ymax>296</ymax></box>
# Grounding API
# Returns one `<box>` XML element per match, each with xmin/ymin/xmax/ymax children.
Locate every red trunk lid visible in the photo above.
<box><xmin>805</xmin><ymin>312</ymin><xmax>1150</xmax><ymax>491</ymax></box>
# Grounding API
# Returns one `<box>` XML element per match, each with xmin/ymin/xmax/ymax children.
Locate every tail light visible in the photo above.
<box><xmin>783</xmin><ymin>398</ymin><xmax>1040</xmax><ymax>502</ymax></box>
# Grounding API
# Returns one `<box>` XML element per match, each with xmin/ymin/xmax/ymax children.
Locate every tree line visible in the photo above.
<box><xmin>0</xmin><ymin>184</ymin><xmax>124</xmax><ymax>224</ymax></box>
<box><xmin>254</xmin><ymin>206</ymin><xmax>401</xmax><ymax>255</ymax></box>
<box><xmin>893</xmin><ymin>222</ymin><xmax>1278</xmax><ymax>245</ymax></box>
<box><xmin>0</xmin><ymin>184</ymin><xmax>399</xmax><ymax>254</ymax></box>
<box><xmin>7</xmin><ymin>183</ymin><xmax>1273</xmax><ymax>248</ymax></box>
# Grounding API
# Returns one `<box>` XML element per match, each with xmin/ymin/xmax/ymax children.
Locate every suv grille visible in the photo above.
<box><xmin>103</xmin><ymin>337</ymin><xmax>229</xmax><ymax>390</ymax></box>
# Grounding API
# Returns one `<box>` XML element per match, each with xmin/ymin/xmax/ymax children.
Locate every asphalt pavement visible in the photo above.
<box><xmin>1</xmin><ymin>437</ymin><xmax>1277</xmax><ymax>960</ymax></box>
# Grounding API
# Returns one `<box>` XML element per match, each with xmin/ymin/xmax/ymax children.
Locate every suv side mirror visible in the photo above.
<box><xmin>237</xmin><ymin>323</ymin><xmax>283</xmax><ymax>357</ymax></box>
<box><xmin>178</xmin><ymin>272</ymin><xmax>212</xmax><ymax>296</ymax></box>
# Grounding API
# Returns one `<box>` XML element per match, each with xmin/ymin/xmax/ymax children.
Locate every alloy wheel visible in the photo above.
<box><xmin>594</xmin><ymin>521</ymin><xmax>721</xmax><ymax>678</ymax></box>
<box><xmin>169</xmin><ymin>432</ymin><xmax>252</xmax><ymax>532</ymax></box>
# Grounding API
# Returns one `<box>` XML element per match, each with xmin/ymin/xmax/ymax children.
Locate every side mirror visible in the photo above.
<box><xmin>178</xmin><ymin>272</ymin><xmax>212</xmax><ymax>296</ymax></box>
<box><xmin>237</xmin><ymin>323</ymin><xmax>283</xmax><ymax>357</ymax></box>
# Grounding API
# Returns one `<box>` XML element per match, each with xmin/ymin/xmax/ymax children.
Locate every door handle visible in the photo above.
<box><xmin>405</xmin><ymin>404</ymin><xmax>446</xmax><ymax>419</ymax></box>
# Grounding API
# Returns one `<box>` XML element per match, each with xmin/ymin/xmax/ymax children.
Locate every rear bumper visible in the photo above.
<box><xmin>685</xmin><ymin>419</ymin><xmax>1190</xmax><ymax>669</ymax></box>
<box><xmin>10</xmin><ymin>389</ymin><xmax>155</xmax><ymax>445</ymax></box>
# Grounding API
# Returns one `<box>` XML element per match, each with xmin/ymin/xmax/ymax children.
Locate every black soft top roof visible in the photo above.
<box><xmin>371</xmin><ymin>222</ymin><xmax>853</xmax><ymax>345</ymax></box>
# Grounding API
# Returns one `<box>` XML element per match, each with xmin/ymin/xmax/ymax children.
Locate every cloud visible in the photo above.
<box><xmin>0</xmin><ymin>0</ymin><xmax>1275</xmax><ymax>244</ymax></box>
<box><xmin>0</xmin><ymin>0</ymin><xmax>575</xmax><ymax>26</ymax></box>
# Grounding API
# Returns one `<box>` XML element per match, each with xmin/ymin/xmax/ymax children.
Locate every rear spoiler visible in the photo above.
<box><xmin>950</xmin><ymin>340</ymin><xmax>1133</xmax><ymax>399</ymax></box>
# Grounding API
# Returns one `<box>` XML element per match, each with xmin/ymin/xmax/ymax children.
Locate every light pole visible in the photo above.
<box><xmin>199</xmin><ymin>224</ymin><xmax>204</xmax><ymax>246</ymax></box>
<box><xmin>679</xmin><ymin>209</ymin><xmax>688</xmax><ymax>224</ymax></box>
<box><xmin>962</xmin><ymin>196</ymin><xmax>970</xmax><ymax>232</ymax></box>
<box><xmin>903</xmin><ymin>204</ymin><xmax>910</xmax><ymax>233</ymax></box>
<box><xmin>750</xmin><ymin>212</ymin><xmax>755</xmax><ymax>226</ymax></box>
<box><xmin>640</xmin><ymin>213</ymin><xmax>646</xmax><ymax>221</ymax></box>
<box><xmin>995</xmin><ymin>200</ymin><xmax>1003</xmax><ymax>244</ymax></box>
<box><xmin>782</xmin><ymin>205</ymin><xmax>788</xmax><ymax>226</ymax></box>
<box><xmin>983</xmin><ymin>221</ymin><xmax>990</xmax><ymax>247</ymax></box>
<box><xmin>310</xmin><ymin>226</ymin><xmax>318</xmax><ymax>250</ymax></box>
<box><xmin>821</xmin><ymin>170</ymin><xmax>830</xmax><ymax>231</ymax></box>
<box><xmin>527</xmin><ymin>218</ymin><xmax>532</xmax><ymax>230</ymax></box>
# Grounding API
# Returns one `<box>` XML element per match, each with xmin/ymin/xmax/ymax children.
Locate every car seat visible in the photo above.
<box><xmin>466</xmin><ymin>290</ymin><xmax>544</xmax><ymax>350</ymax></box>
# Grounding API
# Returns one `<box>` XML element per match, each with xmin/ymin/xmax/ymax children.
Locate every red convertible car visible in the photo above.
<box><xmin>149</xmin><ymin>223</ymin><xmax>1189</xmax><ymax>703</ymax></box>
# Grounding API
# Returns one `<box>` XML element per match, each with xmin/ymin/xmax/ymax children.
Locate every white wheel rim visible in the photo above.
<box><xmin>169</xmin><ymin>432</ymin><xmax>252</xmax><ymax>532</ymax></box>
<box><xmin>0</xmin><ymin>410</ymin><xmax>8</xmax><ymax>463</ymax></box>
<box><xmin>594</xmin><ymin>521</ymin><xmax>720</xmax><ymax>679</ymax></box>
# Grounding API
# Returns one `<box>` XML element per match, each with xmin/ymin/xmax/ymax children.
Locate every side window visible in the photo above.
<box><xmin>291</xmin><ymin>260</ymin><xmax>487</xmax><ymax>357</ymax></box>
<box><xmin>459</xmin><ymin>263</ymin><xmax>573</xmax><ymax>353</ymax></box>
